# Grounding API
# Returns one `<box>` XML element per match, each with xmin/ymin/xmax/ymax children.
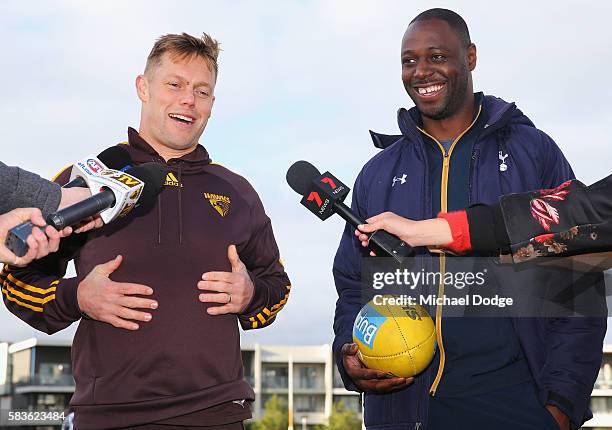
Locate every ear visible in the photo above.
<box><xmin>135</xmin><ymin>75</ymin><xmax>149</xmax><ymax>102</ymax></box>
<box><xmin>210</xmin><ymin>95</ymin><xmax>216</xmax><ymax>116</ymax></box>
<box><xmin>467</xmin><ymin>43</ymin><xmax>477</xmax><ymax>72</ymax></box>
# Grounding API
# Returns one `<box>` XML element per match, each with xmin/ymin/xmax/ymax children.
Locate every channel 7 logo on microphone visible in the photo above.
<box><xmin>300</xmin><ymin>172</ymin><xmax>349</xmax><ymax>220</ymax></box>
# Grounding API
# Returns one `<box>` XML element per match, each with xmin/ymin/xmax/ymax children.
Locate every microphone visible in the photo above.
<box><xmin>6</xmin><ymin>163</ymin><xmax>167</xmax><ymax>257</ymax></box>
<box><xmin>63</xmin><ymin>146</ymin><xmax>133</xmax><ymax>189</ymax></box>
<box><xmin>286</xmin><ymin>160</ymin><xmax>412</xmax><ymax>263</ymax></box>
<box><xmin>48</xmin><ymin>163</ymin><xmax>166</xmax><ymax>229</ymax></box>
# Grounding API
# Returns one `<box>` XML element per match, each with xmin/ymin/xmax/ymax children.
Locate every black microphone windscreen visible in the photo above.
<box><xmin>98</xmin><ymin>146</ymin><xmax>133</xmax><ymax>170</ymax></box>
<box><xmin>286</xmin><ymin>160</ymin><xmax>321</xmax><ymax>196</ymax></box>
<box><xmin>126</xmin><ymin>163</ymin><xmax>168</xmax><ymax>206</ymax></box>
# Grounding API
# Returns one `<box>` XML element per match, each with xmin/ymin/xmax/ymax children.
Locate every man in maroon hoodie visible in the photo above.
<box><xmin>1</xmin><ymin>33</ymin><xmax>291</xmax><ymax>429</ymax></box>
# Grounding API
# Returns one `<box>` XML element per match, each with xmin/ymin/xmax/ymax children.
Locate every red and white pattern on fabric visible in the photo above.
<box><xmin>530</xmin><ymin>198</ymin><xmax>560</xmax><ymax>231</ymax></box>
<box><xmin>529</xmin><ymin>180</ymin><xmax>572</xmax><ymax>230</ymax></box>
<box><xmin>539</xmin><ymin>180</ymin><xmax>572</xmax><ymax>200</ymax></box>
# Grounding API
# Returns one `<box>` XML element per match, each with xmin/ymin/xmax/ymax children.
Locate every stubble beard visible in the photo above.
<box><xmin>409</xmin><ymin>71</ymin><xmax>470</xmax><ymax>121</ymax></box>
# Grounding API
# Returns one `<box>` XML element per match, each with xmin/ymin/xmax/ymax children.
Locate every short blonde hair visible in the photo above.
<box><xmin>145</xmin><ymin>32</ymin><xmax>221</xmax><ymax>79</ymax></box>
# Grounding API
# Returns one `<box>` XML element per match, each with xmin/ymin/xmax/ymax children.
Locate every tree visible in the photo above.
<box><xmin>316</xmin><ymin>401</ymin><xmax>361</xmax><ymax>430</ymax></box>
<box><xmin>252</xmin><ymin>395</ymin><xmax>288</xmax><ymax>430</ymax></box>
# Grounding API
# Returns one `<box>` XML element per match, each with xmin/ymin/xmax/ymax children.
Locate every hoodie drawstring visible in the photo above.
<box><xmin>157</xmin><ymin>194</ymin><xmax>163</xmax><ymax>245</ymax></box>
<box><xmin>178</xmin><ymin>163</ymin><xmax>183</xmax><ymax>245</ymax></box>
<box><xmin>156</xmin><ymin>156</ymin><xmax>163</xmax><ymax>245</ymax></box>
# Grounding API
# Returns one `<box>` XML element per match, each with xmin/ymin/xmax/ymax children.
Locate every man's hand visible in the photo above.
<box><xmin>198</xmin><ymin>245</ymin><xmax>255</xmax><ymax>315</ymax></box>
<box><xmin>77</xmin><ymin>255</ymin><xmax>157</xmax><ymax>330</ymax></box>
<box><xmin>341</xmin><ymin>343</ymin><xmax>414</xmax><ymax>392</ymax></box>
<box><xmin>59</xmin><ymin>188</ymin><xmax>103</xmax><ymax>234</ymax></box>
<box><xmin>545</xmin><ymin>405</ymin><xmax>570</xmax><ymax>430</ymax></box>
<box><xmin>72</xmin><ymin>216</ymin><xmax>104</xmax><ymax>234</ymax></box>
<box><xmin>0</xmin><ymin>208</ymin><xmax>72</xmax><ymax>267</ymax></box>
<box><xmin>58</xmin><ymin>187</ymin><xmax>92</xmax><ymax>210</ymax></box>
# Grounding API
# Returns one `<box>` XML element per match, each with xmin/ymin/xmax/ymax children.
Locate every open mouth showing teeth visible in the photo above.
<box><xmin>169</xmin><ymin>113</ymin><xmax>194</xmax><ymax>124</ymax></box>
<box><xmin>415</xmin><ymin>84</ymin><xmax>445</xmax><ymax>96</ymax></box>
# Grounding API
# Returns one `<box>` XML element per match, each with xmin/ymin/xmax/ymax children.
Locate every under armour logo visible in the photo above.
<box><xmin>499</xmin><ymin>151</ymin><xmax>509</xmax><ymax>172</ymax></box>
<box><xmin>392</xmin><ymin>174</ymin><xmax>407</xmax><ymax>187</ymax></box>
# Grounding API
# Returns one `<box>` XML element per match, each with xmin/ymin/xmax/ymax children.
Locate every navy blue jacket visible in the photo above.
<box><xmin>333</xmin><ymin>94</ymin><xmax>606</xmax><ymax>429</ymax></box>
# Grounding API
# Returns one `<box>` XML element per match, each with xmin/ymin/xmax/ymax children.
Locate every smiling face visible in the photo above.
<box><xmin>401</xmin><ymin>19</ymin><xmax>476</xmax><ymax>120</ymax></box>
<box><xmin>136</xmin><ymin>52</ymin><xmax>215</xmax><ymax>159</ymax></box>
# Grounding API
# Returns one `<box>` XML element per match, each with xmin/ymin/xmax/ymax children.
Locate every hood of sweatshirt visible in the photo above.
<box><xmin>125</xmin><ymin>127</ymin><xmax>211</xmax><ymax>173</ymax></box>
<box><xmin>369</xmin><ymin>93</ymin><xmax>536</xmax><ymax>149</ymax></box>
<box><xmin>122</xmin><ymin>127</ymin><xmax>212</xmax><ymax>244</ymax></box>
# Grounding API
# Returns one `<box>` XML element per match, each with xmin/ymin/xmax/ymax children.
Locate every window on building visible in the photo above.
<box><xmin>262</xmin><ymin>363</ymin><xmax>288</xmax><ymax>389</ymax></box>
<box><xmin>241</xmin><ymin>351</ymin><xmax>255</xmax><ymax>386</ymax></box>
<box><xmin>294</xmin><ymin>394</ymin><xmax>325</xmax><ymax>413</ymax></box>
<box><xmin>596</xmin><ymin>359</ymin><xmax>612</xmax><ymax>389</ymax></box>
<box><xmin>333</xmin><ymin>395</ymin><xmax>362</xmax><ymax>413</ymax></box>
<box><xmin>333</xmin><ymin>364</ymin><xmax>346</xmax><ymax>389</ymax></box>
<box><xmin>590</xmin><ymin>396</ymin><xmax>612</xmax><ymax>415</ymax></box>
<box><xmin>39</xmin><ymin>362</ymin><xmax>72</xmax><ymax>385</ymax></box>
<box><xmin>35</xmin><ymin>393</ymin><xmax>71</xmax><ymax>411</ymax></box>
<box><xmin>294</xmin><ymin>364</ymin><xmax>325</xmax><ymax>390</ymax></box>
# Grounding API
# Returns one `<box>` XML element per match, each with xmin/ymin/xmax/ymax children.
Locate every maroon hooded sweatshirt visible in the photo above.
<box><xmin>1</xmin><ymin>128</ymin><xmax>291</xmax><ymax>429</ymax></box>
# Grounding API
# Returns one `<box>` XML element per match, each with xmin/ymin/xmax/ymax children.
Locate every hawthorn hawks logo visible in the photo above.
<box><xmin>204</xmin><ymin>192</ymin><xmax>231</xmax><ymax>217</ymax></box>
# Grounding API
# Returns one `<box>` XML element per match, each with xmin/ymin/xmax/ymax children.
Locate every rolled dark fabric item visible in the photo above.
<box><xmin>458</xmin><ymin>174</ymin><xmax>612</xmax><ymax>267</ymax></box>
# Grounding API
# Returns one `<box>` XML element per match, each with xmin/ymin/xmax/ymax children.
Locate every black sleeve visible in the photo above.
<box><xmin>467</xmin><ymin>174</ymin><xmax>612</xmax><ymax>263</ymax></box>
<box><xmin>465</xmin><ymin>203</ymin><xmax>510</xmax><ymax>253</ymax></box>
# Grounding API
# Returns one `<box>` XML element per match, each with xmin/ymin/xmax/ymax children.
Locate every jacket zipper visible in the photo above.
<box><xmin>417</xmin><ymin>104</ymin><xmax>482</xmax><ymax>396</ymax></box>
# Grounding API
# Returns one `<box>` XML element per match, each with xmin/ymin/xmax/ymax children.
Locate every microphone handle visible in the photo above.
<box><xmin>47</xmin><ymin>191</ymin><xmax>116</xmax><ymax>230</ymax></box>
<box><xmin>63</xmin><ymin>177</ymin><xmax>87</xmax><ymax>188</ymax></box>
<box><xmin>332</xmin><ymin>201</ymin><xmax>365</xmax><ymax>227</ymax></box>
<box><xmin>332</xmin><ymin>201</ymin><xmax>412</xmax><ymax>263</ymax></box>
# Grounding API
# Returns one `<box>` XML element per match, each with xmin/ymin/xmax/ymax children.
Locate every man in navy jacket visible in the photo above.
<box><xmin>333</xmin><ymin>8</ymin><xmax>606</xmax><ymax>430</ymax></box>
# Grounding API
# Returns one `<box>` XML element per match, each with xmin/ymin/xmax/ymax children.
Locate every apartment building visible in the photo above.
<box><xmin>7</xmin><ymin>338</ymin><xmax>612</xmax><ymax>429</ymax></box>
<box><xmin>242</xmin><ymin>344</ymin><xmax>361</xmax><ymax>428</ymax></box>
<box><xmin>0</xmin><ymin>340</ymin><xmax>360</xmax><ymax>429</ymax></box>
<box><xmin>0</xmin><ymin>338</ymin><xmax>73</xmax><ymax>429</ymax></box>
<box><xmin>584</xmin><ymin>345</ymin><xmax>612</xmax><ymax>428</ymax></box>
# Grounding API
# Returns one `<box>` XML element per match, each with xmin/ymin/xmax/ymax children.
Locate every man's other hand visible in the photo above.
<box><xmin>58</xmin><ymin>187</ymin><xmax>92</xmax><ymax>210</ymax></box>
<box><xmin>77</xmin><ymin>255</ymin><xmax>157</xmax><ymax>330</ymax></box>
<box><xmin>59</xmin><ymin>188</ymin><xmax>103</xmax><ymax>234</ymax></box>
<box><xmin>198</xmin><ymin>245</ymin><xmax>255</xmax><ymax>315</ymax></box>
<box><xmin>0</xmin><ymin>208</ymin><xmax>72</xmax><ymax>267</ymax></box>
<box><xmin>341</xmin><ymin>343</ymin><xmax>414</xmax><ymax>392</ymax></box>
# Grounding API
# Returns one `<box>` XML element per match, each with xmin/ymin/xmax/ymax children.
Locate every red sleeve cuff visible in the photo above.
<box><xmin>437</xmin><ymin>210</ymin><xmax>472</xmax><ymax>254</ymax></box>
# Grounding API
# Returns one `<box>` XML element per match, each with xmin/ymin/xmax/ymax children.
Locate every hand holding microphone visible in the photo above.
<box><xmin>0</xmin><ymin>147</ymin><xmax>134</xmax><ymax>265</ymax></box>
<box><xmin>355</xmin><ymin>212</ymin><xmax>453</xmax><ymax>254</ymax></box>
<box><xmin>6</xmin><ymin>161</ymin><xmax>167</xmax><ymax>258</ymax></box>
<box><xmin>286</xmin><ymin>160</ymin><xmax>413</xmax><ymax>263</ymax></box>
<box><xmin>0</xmin><ymin>208</ymin><xmax>71</xmax><ymax>266</ymax></box>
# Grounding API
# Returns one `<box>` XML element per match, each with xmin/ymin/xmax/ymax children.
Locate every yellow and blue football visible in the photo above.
<box><xmin>352</xmin><ymin>297</ymin><xmax>436</xmax><ymax>377</ymax></box>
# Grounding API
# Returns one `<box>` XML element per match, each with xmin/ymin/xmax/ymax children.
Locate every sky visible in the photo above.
<box><xmin>1</xmin><ymin>0</ymin><xmax>611</xmax><ymax>346</ymax></box>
